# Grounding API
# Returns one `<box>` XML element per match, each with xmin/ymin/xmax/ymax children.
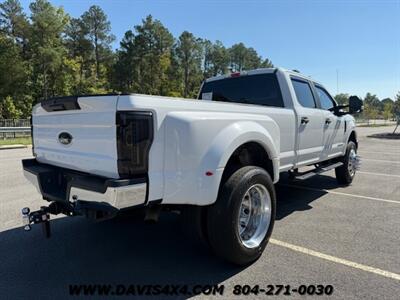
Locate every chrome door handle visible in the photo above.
<box><xmin>325</xmin><ymin>118</ymin><xmax>332</xmax><ymax>124</ymax></box>
<box><xmin>301</xmin><ymin>117</ymin><xmax>309</xmax><ymax>124</ymax></box>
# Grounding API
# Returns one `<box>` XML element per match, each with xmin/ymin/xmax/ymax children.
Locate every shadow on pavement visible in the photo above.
<box><xmin>0</xmin><ymin>174</ymin><xmax>343</xmax><ymax>299</ymax></box>
<box><xmin>367</xmin><ymin>132</ymin><xmax>400</xmax><ymax>140</ymax></box>
<box><xmin>0</xmin><ymin>212</ymin><xmax>241</xmax><ymax>299</ymax></box>
<box><xmin>275</xmin><ymin>174</ymin><xmax>347</xmax><ymax>220</ymax></box>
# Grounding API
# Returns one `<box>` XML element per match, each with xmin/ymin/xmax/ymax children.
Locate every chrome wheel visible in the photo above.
<box><xmin>348</xmin><ymin>148</ymin><xmax>357</xmax><ymax>177</ymax></box>
<box><xmin>238</xmin><ymin>184</ymin><xmax>272</xmax><ymax>248</ymax></box>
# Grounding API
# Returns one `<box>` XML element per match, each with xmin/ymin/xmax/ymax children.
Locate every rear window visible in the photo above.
<box><xmin>199</xmin><ymin>74</ymin><xmax>284</xmax><ymax>108</ymax></box>
<box><xmin>291</xmin><ymin>79</ymin><xmax>316</xmax><ymax>108</ymax></box>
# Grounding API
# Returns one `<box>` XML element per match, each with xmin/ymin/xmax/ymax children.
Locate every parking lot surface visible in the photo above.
<box><xmin>0</xmin><ymin>126</ymin><xmax>399</xmax><ymax>299</ymax></box>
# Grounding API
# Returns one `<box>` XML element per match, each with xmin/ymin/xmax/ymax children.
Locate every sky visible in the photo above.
<box><xmin>20</xmin><ymin>0</ymin><xmax>400</xmax><ymax>99</ymax></box>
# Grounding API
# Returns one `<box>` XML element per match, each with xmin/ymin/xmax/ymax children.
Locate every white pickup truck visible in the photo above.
<box><xmin>22</xmin><ymin>68</ymin><xmax>362</xmax><ymax>265</ymax></box>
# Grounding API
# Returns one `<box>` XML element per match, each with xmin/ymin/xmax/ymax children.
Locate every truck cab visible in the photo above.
<box><xmin>199</xmin><ymin>68</ymin><xmax>358</xmax><ymax>171</ymax></box>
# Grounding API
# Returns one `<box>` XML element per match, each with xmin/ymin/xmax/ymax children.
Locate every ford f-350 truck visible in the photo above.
<box><xmin>22</xmin><ymin>68</ymin><xmax>362</xmax><ymax>265</ymax></box>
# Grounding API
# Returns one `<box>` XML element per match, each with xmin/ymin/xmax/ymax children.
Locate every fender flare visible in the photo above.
<box><xmin>200</xmin><ymin>120</ymin><xmax>280</xmax><ymax>174</ymax></box>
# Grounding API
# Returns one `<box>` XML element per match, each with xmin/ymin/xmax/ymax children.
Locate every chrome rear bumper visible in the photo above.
<box><xmin>22</xmin><ymin>159</ymin><xmax>147</xmax><ymax>210</ymax></box>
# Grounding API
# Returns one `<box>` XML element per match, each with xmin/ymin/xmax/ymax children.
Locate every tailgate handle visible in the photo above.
<box><xmin>41</xmin><ymin>96</ymin><xmax>80</xmax><ymax>112</ymax></box>
<box><xmin>49</xmin><ymin>103</ymin><xmax>66</xmax><ymax>111</ymax></box>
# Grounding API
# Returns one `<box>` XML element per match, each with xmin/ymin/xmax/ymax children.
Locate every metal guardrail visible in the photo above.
<box><xmin>0</xmin><ymin>119</ymin><xmax>30</xmax><ymax>127</ymax></box>
<box><xmin>0</xmin><ymin>127</ymin><xmax>31</xmax><ymax>133</ymax></box>
<box><xmin>0</xmin><ymin>119</ymin><xmax>31</xmax><ymax>139</ymax></box>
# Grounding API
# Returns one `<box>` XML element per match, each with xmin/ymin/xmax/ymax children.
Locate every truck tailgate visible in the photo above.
<box><xmin>32</xmin><ymin>95</ymin><xmax>120</xmax><ymax>178</ymax></box>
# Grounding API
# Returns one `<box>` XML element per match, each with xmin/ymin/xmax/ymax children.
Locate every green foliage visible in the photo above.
<box><xmin>393</xmin><ymin>92</ymin><xmax>400</xmax><ymax>117</ymax></box>
<box><xmin>0</xmin><ymin>34</ymin><xmax>28</xmax><ymax>96</ymax></box>
<box><xmin>363</xmin><ymin>103</ymin><xmax>379</xmax><ymax>124</ymax></box>
<box><xmin>0</xmin><ymin>0</ymin><xmax>29</xmax><ymax>49</ymax></box>
<box><xmin>175</xmin><ymin>31</ymin><xmax>203</xmax><ymax>98</ymax></box>
<box><xmin>81</xmin><ymin>5</ymin><xmax>115</xmax><ymax>84</ymax></box>
<box><xmin>0</xmin><ymin>1</ymin><xmax>278</xmax><ymax>118</ymax></box>
<box><xmin>208</xmin><ymin>40</ymin><xmax>230</xmax><ymax>77</ymax></box>
<box><xmin>364</xmin><ymin>92</ymin><xmax>382</xmax><ymax>111</ymax></box>
<box><xmin>29</xmin><ymin>0</ymin><xmax>69</xmax><ymax>100</ymax></box>
<box><xmin>0</xmin><ymin>96</ymin><xmax>21</xmax><ymax>119</ymax></box>
<box><xmin>3</xmin><ymin>0</ymin><xmax>390</xmax><ymax>122</ymax></box>
<box><xmin>334</xmin><ymin>93</ymin><xmax>349</xmax><ymax>105</ymax></box>
<box><xmin>383</xmin><ymin>102</ymin><xmax>393</xmax><ymax>121</ymax></box>
<box><xmin>113</xmin><ymin>15</ymin><xmax>174</xmax><ymax>95</ymax></box>
<box><xmin>229</xmin><ymin>43</ymin><xmax>259</xmax><ymax>71</ymax></box>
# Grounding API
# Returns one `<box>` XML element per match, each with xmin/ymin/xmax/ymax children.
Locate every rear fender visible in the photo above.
<box><xmin>162</xmin><ymin>111</ymin><xmax>279</xmax><ymax>205</ymax></box>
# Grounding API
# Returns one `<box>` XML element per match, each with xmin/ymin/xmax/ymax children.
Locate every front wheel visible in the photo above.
<box><xmin>335</xmin><ymin>141</ymin><xmax>358</xmax><ymax>185</ymax></box>
<box><xmin>207</xmin><ymin>166</ymin><xmax>276</xmax><ymax>266</ymax></box>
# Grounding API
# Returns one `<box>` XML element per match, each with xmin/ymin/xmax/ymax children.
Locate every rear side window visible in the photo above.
<box><xmin>291</xmin><ymin>79</ymin><xmax>316</xmax><ymax>108</ymax></box>
<box><xmin>199</xmin><ymin>74</ymin><xmax>284</xmax><ymax>108</ymax></box>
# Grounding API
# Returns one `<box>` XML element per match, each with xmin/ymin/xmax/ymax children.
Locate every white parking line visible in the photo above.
<box><xmin>363</xmin><ymin>158</ymin><xmax>400</xmax><ymax>164</ymax></box>
<box><xmin>270</xmin><ymin>239</ymin><xmax>400</xmax><ymax>281</ymax></box>
<box><xmin>0</xmin><ymin>156</ymin><xmax>31</xmax><ymax>162</ymax></box>
<box><xmin>279</xmin><ymin>184</ymin><xmax>400</xmax><ymax>204</ymax></box>
<box><xmin>359</xmin><ymin>150</ymin><xmax>400</xmax><ymax>155</ymax></box>
<box><xmin>358</xmin><ymin>171</ymin><xmax>400</xmax><ymax>178</ymax></box>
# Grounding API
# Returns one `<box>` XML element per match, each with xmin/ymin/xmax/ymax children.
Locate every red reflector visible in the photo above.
<box><xmin>205</xmin><ymin>171</ymin><xmax>214</xmax><ymax>176</ymax></box>
<box><xmin>231</xmin><ymin>72</ymin><xmax>241</xmax><ymax>77</ymax></box>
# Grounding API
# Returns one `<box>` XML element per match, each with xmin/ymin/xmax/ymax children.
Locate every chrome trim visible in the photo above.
<box><xmin>69</xmin><ymin>183</ymin><xmax>146</xmax><ymax>209</ymax></box>
<box><xmin>238</xmin><ymin>183</ymin><xmax>272</xmax><ymax>249</ymax></box>
<box><xmin>348</xmin><ymin>149</ymin><xmax>361</xmax><ymax>176</ymax></box>
<box><xmin>24</xmin><ymin>169</ymin><xmax>147</xmax><ymax>210</ymax></box>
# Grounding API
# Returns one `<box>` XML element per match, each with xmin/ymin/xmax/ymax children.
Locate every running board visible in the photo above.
<box><xmin>291</xmin><ymin>162</ymin><xmax>343</xmax><ymax>180</ymax></box>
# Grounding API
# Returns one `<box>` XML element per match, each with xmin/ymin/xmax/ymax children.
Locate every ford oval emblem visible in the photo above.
<box><xmin>58</xmin><ymin>132</ymin><xmax>73</xmax><ymax>145</ymax></box>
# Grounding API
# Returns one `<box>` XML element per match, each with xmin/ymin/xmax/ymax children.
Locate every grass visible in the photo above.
<box><xmin>0</xmin><ymin>137</ymin><xmax>32</xmax><ymax>146</ymax></box>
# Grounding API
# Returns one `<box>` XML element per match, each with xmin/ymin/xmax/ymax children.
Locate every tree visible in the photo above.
<box><xmin>383</xmin><ymin>102</ymin><xmax>393</xmax><ymax>122</ymax></box>
<box><xmin>334</xmin><ymin>93</ymin><xmax>349</xmax><ymax>105</ymax></box>
<box><xmin>114</xmin><ymin>15</ymin><xmax>174</xmax><ymax>95</ymax></box>
<box><xmin>29</xmin><ymin>0</ymin><xmax>69</xmax><ymax>100</ymax></box>
<box><xmin>0</xmin><ymin>0</ymin><xmax>29</xmax><ymax>51</ymax></box>
<box><xmin>364</xmin><ymin>92</ymin><xmax>382</xmax><ymax>112</ymax></box>
<box><xmin>175</xmin><ymin>31</ymin><xmax>203</xmax><ymax>98</ymax></box>
<box><xmin>0</xmin><ymin>96</ymin><xmax>22</xmax><ymax>119</ymax></box>
<box><xmin>112</xmin><ymin>30</ymin><xmax>136</xmax><ymax>91</ymax></box>
<box><xmin>210</xmin><ymin>40</ymin><xmax>229</xmax><ymax>76</ymax></box>
<box><xmin>0</xmin><ymin>2</ymin><xmax>279</xmax><ymax>118</ymax></box>
<box><xmin>81</xmin><ymin>5</ymin><xmax>115</xmax><ymax>83</ymax></box>
<box><xmin>363</xmin><ymin>103</ymin><xmax>379</xmax><ymax>125</ymax></box>
<box><xmin>229</xmin><ymin>43</ymin><xmax>260</xmax><ymax>71</ymax></box>
<box><xmin>261</xmin><ymin>58</ymin><xmax>273</xmax><ymax>68</ymax></box>
<box><xmin>201</xmin><ymin>39</ymin><xmax>213</xmax><ymax>79</ymax></box>
<box><xmin>228</xmin><ymin>43</ymin><xmax>271</xmax><ymax>72</ymax></box>
<box><xmin>0</xmin><ymin>33</ymin><xmax>27</xmax><ymax>96</ymax></box>
<box><xmin>393</xmin><ymin>92</ymin><xmax>400</xmax><ymax>117</ymax></box>
<box><xmin>65</xmin><ymin>17</ymin><xmax>93</xmax><ymax>92</ymax></box>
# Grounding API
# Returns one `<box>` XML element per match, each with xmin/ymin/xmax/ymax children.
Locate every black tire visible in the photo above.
<box><xmin>335</xmin><ymin>141</ymin><xmax>357</xmax><ymax>185</ymax></box>
<box><xmin>181</xmin><ymin>205</ymin><xmax>210</xmax><ymax>249</ymax></box>
<box><xmin>206</xmin><ymin>166</ymin><xmax>276</xmax><ymax>266</ymax></box>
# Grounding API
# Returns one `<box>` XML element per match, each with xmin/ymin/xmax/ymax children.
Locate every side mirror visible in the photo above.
<box><xmin>349</xmin><ymin>96</ymin><xmax>363</xmax><ymax>114</ymax></box>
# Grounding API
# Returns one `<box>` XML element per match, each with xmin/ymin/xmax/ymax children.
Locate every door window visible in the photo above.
<box><xmin>291</xmin><ymin>79</ymin><xmax>316</xmax><ymax>108</ymax></box>
<box><xmin>315</xmin><ymin>86</ymin><xmax>336</xmax><ymax>110</ymax></box>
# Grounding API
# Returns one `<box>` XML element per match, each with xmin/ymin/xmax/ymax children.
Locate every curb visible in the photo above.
<box><xmin>0</xmin><ymin>144</ymin><xmax>29</xmax><ymax>150</ymax></box>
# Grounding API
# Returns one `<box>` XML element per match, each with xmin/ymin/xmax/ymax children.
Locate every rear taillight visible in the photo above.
<box><xmin>116</xmin><ymin>111</ymin><xmax>153</xmax><ymax>178</ymax></box>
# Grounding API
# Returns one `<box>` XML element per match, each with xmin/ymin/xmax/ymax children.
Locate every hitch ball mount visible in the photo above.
<box><xmin>22</xmin><ymin>206</ymin><xmax>51</xmax><ymax>238</ymax></box>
